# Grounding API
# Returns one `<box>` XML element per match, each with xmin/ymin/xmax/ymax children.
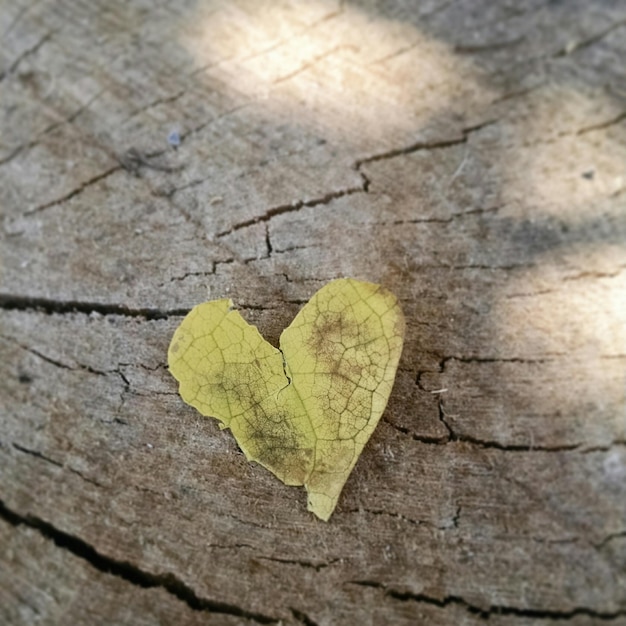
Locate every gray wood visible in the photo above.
<box><xmin>1</xmin><ymin>0</ymin><xmax>625</xmax><ymax>623</ymax></box>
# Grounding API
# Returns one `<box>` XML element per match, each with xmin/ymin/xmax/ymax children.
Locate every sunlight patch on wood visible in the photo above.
<box><xmin>178</xmin><ymin>0</ymin><xmax>491</xmax><ymax>145</ymax></box>
<box><xmin>500</xmin><ymin>85</ymin><xmax>626</xmax><ymax>216</ymax></box>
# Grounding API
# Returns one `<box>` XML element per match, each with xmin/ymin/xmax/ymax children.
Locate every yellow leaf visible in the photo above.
<box><xmin>168</xmin><ymin>278</ymin><xmax>405</xmax><ymax>520</ymax></box>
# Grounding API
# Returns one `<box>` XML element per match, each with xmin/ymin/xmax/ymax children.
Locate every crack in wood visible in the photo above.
<box><xmin>369</xmin><ymin>205</ymin><xmax>503</xmax><ymax>227</ymax></box>
<box><xmin>441</xmin><ymin>355</ymin><xmax>556</xmax><ymax>366</ymax></box>
<box><xmin>120</xmin><ymin>88</ymin><xmax>188</xmax><ymax>125</ymax></box>
<box><xmin>490</xmin><ymin>84</ymin><xmax>543</xmax><ymax>105</ymax></box>
<box><xmin>344</xmin><ymin>506</ymin><xmax>456</xmax><ymax>531</ymax></box>
<box><xmin>3</xmin><ymin>335</ymin><xmax>160</xmax><ymax>412</ymax></box>
<box><xmin>0</xmin><ymin>88</ymin><xmax>107</xmax><ymax>168</ymax></box>
<box><xmin>347</xmin><ymin>580</ymin><xmax>626</xmax><ymax>620</ymax></box>
<box><xmin>394</xmin><ymin>371</ymin><xmax>603</xmax><ymax>452</ymax></box>
<box><xmin>3</xmin><ymin>335</ymin><xmax>118</xmax><ymax>379</ymax></box>
<box><xmin>595</xmin><ymin>530</ymin><xmax>626</xmax><ymax>550</ymax></box>
<box><xmin>355</xmin><ymin>136</ymin><xmax>466</xmax><ymax>168</ymax></box>
<box><xmin>576</xmin><ymin>110</ymin><xmax>626</xmax><ymax>135</ymax></box>
<box><xmin>0</xmin><ymin>498</ymin><xmax>279</xmax><ymax>624</ymax></box>
<box><xmin>490</xmin><ymin>13</ymin><xmax>626</xmax><ymax>84</ymax></box>
<box><xmin>370</xmin><ymin>40</ymin><xmax>422</xmax><ymax>66</ymax></box>
<box><xmin>290</xmin><ymin>607</ymin><xmax>320</xmax><ymax>626</ymax></box>
<box><xmin>216</xmin><ymin>179</ymin><xmax>367</xmax><ymax>237</ymax></box>
<box><xmin>0</xmin><ymin>30</ymin><xmax>54</xmax><ymax>82</ymax></box>
<box><xmin>415</xmin><ymin>355</ymin><xmax>558</xmax><ymax>392</ymax></box>
<box><xmin>555</xmin><ymin>18</ymin><xmax>626</xmax><ymax>57</ymax></box>
<box><xmin>385</xmin><ymin>411</ymin><xmax>587</xmax><ymax>452</ymax></box>
<box><xmin>0</xmin><ymin>294</ymin><xmax>190</xmax><ymax>319</ymax></box>
<box><xmin>505</xmin><ymin>289</ymin><xmax>558</xmax><ymax>299</ymax></box>
<box><xmin>206</xmin><ymin>7</ymin><xmax>344</xmax><ymax>73</ymax></box>
<box><xmin>511</xmin><ymin>115</ymin><xmax>626</xmax><ymax>148</ymax></box>
<box><xmin>118</xmin><ymin>147</ymin><xmax>184</xmax><ymax>176</ymax></box>
<box><xmin>355</xmin><ymin>120</ymin><xmax>497</xmax><ymax>168</ymax></box>
<box><xmin>272</xmin><ymin>44</ymin><xmax>356</xmax><ymax>84</ymax></box>
<box><xmin>11</xmin><ymin>442</ymin><xmax>63</xmax><ymax>468</ymax></box>
<box><xmin>2</xmin><ymin>2</ymin><xmax>41</xmax><ymax>39</ymax></box>
<box><xmin>11</xmin><ymin>442</ymin><xmax>104</xmax><ymax>487</ymax></box>
<box><xmin>383</xmin><ymin>417</ymin><xmax>448</xmax><ymax>445</ymax></box>
<box><xmin>5</xmin><ymin>338</ymin><xmax>77</xmax><ymax>372</ymax></box>
<box><xmin>23</xmin><ymin>166</ymin><xmax>122</xmax><ymax>216</ymax></box>
<box><xmin>257</xmin><ymin>555</ymin><xmax>341</xmax><ymax>572</ymax></box>
<box><xmin>264</xmin><ymin>222</ymin><xmax>273</xmax><ymax>257</ymax></box>
<box><xmin>270</xmin><ymin>244</ymin><xmax>312</xmax><ymax>256</ymax></box>
<box><xmin>563</xmin><ymin>267</ymin><xmax>626</xmax><ymax>281</ymax></box>
<box><xmin>454</xmin><ymin>36</ymin><xmax>524</xmax><ymax>54</ymax></box>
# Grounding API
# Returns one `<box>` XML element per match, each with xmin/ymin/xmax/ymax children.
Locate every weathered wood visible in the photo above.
<box><xmin>1</xmin><ymin>0</ymin><xmax>625</xmax><ymax>624</ymax></box>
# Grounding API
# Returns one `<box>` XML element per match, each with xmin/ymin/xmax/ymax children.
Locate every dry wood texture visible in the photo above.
<box><xmin>1</xmin><ymin>1</ymin><xmax>625</xmax><ymax>624</ymax></box>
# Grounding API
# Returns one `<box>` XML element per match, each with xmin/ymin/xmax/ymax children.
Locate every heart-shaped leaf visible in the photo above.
<box><xmin>168</xmin><ymin>278</ymin><xmax>405</xmax><ymax>520</ymax></box>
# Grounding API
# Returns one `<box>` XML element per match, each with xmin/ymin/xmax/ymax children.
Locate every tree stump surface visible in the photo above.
<box><xmin>1</xmin><ymin>1</ymin><xmax>625</xmax><ymax>624</ymax></box>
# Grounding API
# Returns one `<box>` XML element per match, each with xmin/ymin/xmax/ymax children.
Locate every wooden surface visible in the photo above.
<box><xmin>1</xmin><ymin>1</ymin><xmax>625</xmax><ymax>624</ymax></box>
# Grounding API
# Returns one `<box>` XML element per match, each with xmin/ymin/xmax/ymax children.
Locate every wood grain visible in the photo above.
<box><xmin>1</xmin><ymin>0</ymin><xmax>625</xmax><ymax>623</ymax></box>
